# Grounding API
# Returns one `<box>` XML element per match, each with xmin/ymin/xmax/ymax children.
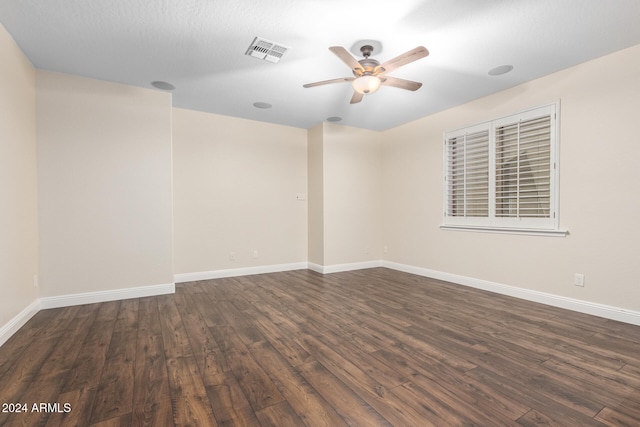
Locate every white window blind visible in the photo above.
<box><xmin>446</xmin><ymin>128</ymin><xmax>489</xmax><ymax>218</ymax></box>
<box><xmin>495</xmin><ymin>115</ymin><xmax>551</xmax><ymax>219</ymax></box>
<box><xmin>443</xmin><ymin>103</ymin><xmax>560</xmax><ymax>233</ymax></box>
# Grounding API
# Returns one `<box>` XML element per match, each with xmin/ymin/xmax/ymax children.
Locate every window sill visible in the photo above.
<box><xmin>440</xmin><ymin>225</ymin><xmax>568</xmax><ymax>237</ymax></box>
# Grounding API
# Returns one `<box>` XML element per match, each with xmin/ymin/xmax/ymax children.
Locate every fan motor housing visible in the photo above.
<box><xmin>353</xmin><ymin>45</ymin><xmax>381</xmax><ymax>76</ymax></box>
<box><xmin>354</xmin><ymin>58</ymin><xmax>380</xmax><ymax>76</ymax></box>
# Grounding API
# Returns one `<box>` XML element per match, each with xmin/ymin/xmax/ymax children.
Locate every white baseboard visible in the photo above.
<box><xmin>382</xmin><ymin>261</ymin><xmax>640</xmax><ymax>326</ymax></box>
<box><xmin>188</xmin><ymin>259</ymin><xmax>639</xmax><ymax>326</ymax></box>
<box><xmin>39</xmin><ymin>282</ymin><xmax>175</xmax><ymax>309</ymax></box>
<box><xmin>307</xmin><ymin>262</ymin><xmax>323</xmax><ymax>273</ymax></box>
<box><xmin>4</xmin><ymin>260</ymin><xmax>638</xmax><ymax>349</ymax></box>
<box><xmin>308</xmin><ymin>260</ymin><xmax>383</xmax><ymax>274</ymax></box>
<box><xmin>1</xmin><ymin>282</ymin><xmax>175</xmax><ymax>347</ymax></box>
<box><xmin>175</xmin><ymin>260</ymin><xmax>382</xmax><ymax>280</ymax></box>
<box><xmin>174</xmin><ymin>262</ymin><xmax>308</xmax><ymax>283</ymax></box>
<box><xmin>0</xmin><ymin>299</ymin><xmax>41</xmax><ymax>347</ymax></box>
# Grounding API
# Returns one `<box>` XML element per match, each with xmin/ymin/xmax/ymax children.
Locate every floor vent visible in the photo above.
<box><xmin>245</xmin><ymin>37</ymin><xmax>290</xmax><ymax>63</ymax></box>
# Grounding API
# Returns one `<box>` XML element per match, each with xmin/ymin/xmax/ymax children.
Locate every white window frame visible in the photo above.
<box><xmin>441</xmin><ymin>102</ymin><xmax>567</xmax><ymax>236</ymax></box>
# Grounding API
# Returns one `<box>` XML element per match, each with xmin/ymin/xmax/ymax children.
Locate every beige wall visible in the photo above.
<box><xmin>0</xmin><ymin>24</ymin><xmax>39</xmax><ymax>326</ymax></box>
<box><xmin>36</xmin><ymin>71</ymin><xmax>173</xmax><ymax>296</ymax></box>
<box><xmin>172</xmin><ymin>108</ymin><xmax>307</xmax><ymax>274</ymax></box>
<box><xmin>382</xmin><ymin>44</ymin><xmax>640</xmax><ymax>311</ymax></box>
<box><xmin>307</xmin><ymin>124</ymin><xmax>324</xmax><ymax>265</ymax></box>
<box><xmin>322</xmin><ymin>123</ymin><xmax>383</xmax><ymax>266</ymax></box>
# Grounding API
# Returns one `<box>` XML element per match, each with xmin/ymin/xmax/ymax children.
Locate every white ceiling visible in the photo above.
<box><xmin>2</xmin><ymin>0</ymin><xmax>640</xmax><ymax>131</ymax></box>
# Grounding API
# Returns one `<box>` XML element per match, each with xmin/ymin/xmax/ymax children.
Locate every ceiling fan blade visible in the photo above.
<box><xmin>350</xmin><ymin>91</ymin><xmax>364</xmax><ymax>104</ymax></box>
<box><xmin>329</xmin><ymin>46</ymin><xmax>364</xmax><ymax>73</ymax></box>
<box><xmin>303</xmin><ymin>77</ymin><xmax>355</xmax><ymax>88</ymax></box>
<box><xmin>380</xmin><ymin>76</ymin><xmax>423</xmax><ymax>91</ymax></box>
<box><xmin>375</xmin><ymin>46</ymin><xmax>429</xmax><ymax>74</ymax></box>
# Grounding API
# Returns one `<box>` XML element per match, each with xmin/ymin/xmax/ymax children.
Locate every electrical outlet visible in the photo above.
<box><xmin>574</xmin><ymin>273</ymin><xmax>585</xmax><ymax>287</ymax></box>
<box><xmin>33</xmin><ymin>275</ymin><xmax>39</xmax><ymax>288</ymax></box>
<box><xmin>252</xmin><ymin>250</ymin><xmax>259</xmax><ymax>259</ymax></box>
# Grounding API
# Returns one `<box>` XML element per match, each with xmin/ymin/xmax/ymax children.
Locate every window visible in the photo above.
<box><xmin>443</xmin><ymin>103</ymin><xmax>563</xmax><ymax>235</ymax></box>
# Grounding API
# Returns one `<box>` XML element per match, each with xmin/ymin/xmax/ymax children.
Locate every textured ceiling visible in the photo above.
<box><xmin>2</xmin><ymin>0</ymin><xmax>640</xmax><ymax>131</ymax></box>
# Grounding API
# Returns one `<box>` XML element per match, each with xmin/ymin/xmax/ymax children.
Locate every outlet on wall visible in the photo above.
<box><xmin>574</xmin><ymin>273</ymin><xmax>585</xmax><ymax>287</ymax></box>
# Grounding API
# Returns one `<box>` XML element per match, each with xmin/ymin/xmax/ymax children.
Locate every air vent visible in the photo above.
<box><xmin>245</xmin><ymin>37</ymin><xmax>290</xmax><ymax>63</ymax></box>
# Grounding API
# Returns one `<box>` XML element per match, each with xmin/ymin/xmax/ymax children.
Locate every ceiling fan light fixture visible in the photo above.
<box><xmin>352</xmin><ymin>75</ymin><xmax>381</xmax><ymax>94</ymax></box>
<box><xmin>304</xmin><ymin>45</ymin><xmax>428</xmax><ymax>104</ymax></box>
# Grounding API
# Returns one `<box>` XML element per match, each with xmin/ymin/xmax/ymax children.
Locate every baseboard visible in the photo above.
<box><xmin>382</xmin><ymin>261</ymin><xmax>640</xmax><ymax>326</ymax></box>
<box><xmin>5</xmin><ymin>260</ymin><xmax>637</xmax><ymax>348</ymax></box>
<box><xmin>174</xmin><ymin>262</ymin><xmax>308</xmax><ymax>283</ymax></box>
<box><xmin>39</xmin><ymin>282</ymin><xmax>175</xmax><ymax>309</ymax></box>
<box><xmin>0</xmin><ymin>299</ymin><xmax>41</xmax><ymax>347</ymax></box>
<box><xmin>175</xmin><ymin>260</ymin><xmax>383</xmax><ymax>281</ymax></box>
<box><xmin>177</xmin><ymin>259</ymin><xmax>640</xmax><ymax>325</ymax></box>
<box><xmin>308</xmin><ymin>260</ymin><xmax>383</xmax><ymax>274</ymax></box>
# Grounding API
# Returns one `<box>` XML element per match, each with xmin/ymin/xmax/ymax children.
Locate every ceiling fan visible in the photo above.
<box><xmin>303</xmin><ymin>45</ymin><xmax>429</xmax><ymax>104</ymax></box>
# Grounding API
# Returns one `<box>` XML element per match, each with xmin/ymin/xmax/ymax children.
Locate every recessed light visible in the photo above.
<box><xmin>151</xmin><ymin>81</ymin><xmax>175</xmax><ymax>91</ymax></box>
<box><xmin>253</xmin><ymin>102</ymin><xmax>273</xmax><ymax>109</ymax></box>
<box><xmin>488</xmin><ymin>65</ymin><xmax>514</xmax><ymax>76</ymax></box>
<box><xmin>326</xmin><ymin>116</ymin><xmax>342</xmax><ymax>122</ymax></box>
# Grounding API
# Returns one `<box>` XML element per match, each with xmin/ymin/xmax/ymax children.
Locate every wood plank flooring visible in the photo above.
<box><xmin>1</xmin><ymin>267</ymin><xmax>639</xmax><ymax>426</ymax></box>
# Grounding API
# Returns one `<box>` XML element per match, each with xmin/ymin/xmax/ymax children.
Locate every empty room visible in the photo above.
<box><xmin>1</xmin><ymin>1</ymin><xmax>639</xmax><ymax>426</ymax></box>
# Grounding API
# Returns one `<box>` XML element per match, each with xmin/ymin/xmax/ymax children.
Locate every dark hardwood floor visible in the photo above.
<box><xmin>1</xmin><ymin>268</ymin><xmax>639</xmax><ymax>426</ymax></box>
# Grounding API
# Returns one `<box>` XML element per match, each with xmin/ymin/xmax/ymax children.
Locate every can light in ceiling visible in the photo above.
<box><xmin>151</xmin><ymin>81</ymin><xmax>175</xmax><ymax>91</ymax></box>
<box><xmin>326</xmin><ymin>116</ymin><xmax>342</xmax><ymax>122</ymax></box>
<box><xmin>253</xmin><ymin>102</ymin><xmax>272</xmax><ymax>109</ymax></box>
<box><xmin>488</xmin><ymin>65</ymin><xmax>514</xmax><ymax>76</ymax></box>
